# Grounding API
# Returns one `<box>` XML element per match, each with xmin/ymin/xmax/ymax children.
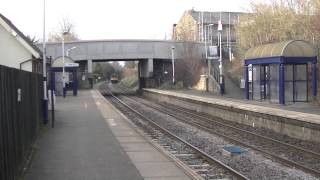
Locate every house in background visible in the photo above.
<box><xmin>0</xmin><ymin>13</ymin><xmax>42</xmax><ymax>73</ymax></box>
<box><xmin>172</xmin><ymin>9</ymin><xmax>246</xmax><ymax>96</ymax></box>
<box><xmin>173</xmin><ymin>9</ymin><xmax>244</xmax><ymax>48</ymax></box>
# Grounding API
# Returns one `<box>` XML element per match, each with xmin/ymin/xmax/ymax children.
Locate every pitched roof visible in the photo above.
<box><xmin>188</xmin><ymin>9</ymin><xmax>245</xmax><ymax>25</ymax></box>
<box><xmin>0</xmin><ymin>13</ymin><xmax>42</xmax><ymax>59</ymax></box>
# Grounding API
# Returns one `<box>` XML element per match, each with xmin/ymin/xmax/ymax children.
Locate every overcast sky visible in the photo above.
<box><xmin>0</xmin><ymin>0</ymin><xmax>253</xmax><ymax>41</ymax></box>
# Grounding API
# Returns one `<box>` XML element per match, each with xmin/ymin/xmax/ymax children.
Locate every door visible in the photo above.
<box><xmin>252</xmin><ymin>65</ymin><xmax>269</xmax><ymax>101</ymax></box>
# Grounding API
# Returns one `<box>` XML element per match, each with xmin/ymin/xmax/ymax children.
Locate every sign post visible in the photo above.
<box><xmin>218</xmin><ymin>19</ymin><xmax>224</xmax><ymax>95</ymax></box>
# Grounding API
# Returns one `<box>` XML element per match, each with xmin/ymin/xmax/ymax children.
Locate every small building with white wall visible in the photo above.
<box><xmin>0</xmin><ymin>13</ymin><xmax>42</xmax><ymax>73</ymax></box>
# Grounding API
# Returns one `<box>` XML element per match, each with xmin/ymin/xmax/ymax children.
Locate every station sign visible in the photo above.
<box><xmin>207</xmin><ymin>45</ymin><xmax>219</xmax><ymax>60</ymax></box>
<box><xmin>64</xmin><ymin>63</ymin><xmax>79</xmax><ymax>67</ymax></box>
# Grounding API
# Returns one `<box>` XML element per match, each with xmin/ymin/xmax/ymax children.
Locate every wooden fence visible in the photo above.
<box><xmin>0</xmin><ymin>65</ymin><xmax>43</xmax><ymax>180</ymax></box>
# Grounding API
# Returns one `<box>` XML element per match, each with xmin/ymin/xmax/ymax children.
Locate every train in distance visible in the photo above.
<box><xmin>110</xmin><ymin>74</ymin><xmax>119</xmax><ymax>84</ymax></box>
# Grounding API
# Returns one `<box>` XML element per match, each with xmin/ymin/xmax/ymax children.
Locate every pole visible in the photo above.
<box><xmin>62</xmin><ymin>35</ymin><xmax>66</xmax><ymax>98</ymax></box>
<box><xmin>201</xmin><ymin>12</ymin><xmax>204</xmax><ymax>42</ymax></box>
<box><xmin>205</xmin><ymin>25</ymin><xmax>210</xmax><ymax>92</ymax></box>
<box><xmin>42</xmin><ymin>0</ymin><xmax>48</xmax><ymax>124</ymax></box>
<box><xmin>171</xmin><ymin>46</ymin><xmax>175</xmax><ymax>85</ymax></box>
<box><xmin>206</xmin><ymin>24</ymin><xmax>213</xmax><ymax>92</ymax></box>
<box><xmin>229</xmin><ymin>12</ymin><xmax>232</xmax><ymax>62</ymax></box>
<box><xmin>218</xmin><ymin>13</ymin><xmax>224</xmax><ymax>95</ymax></box>
<box><xmin>204</xmin><ymin>25</ymin><xmax>207</xmax><ymax>59</ymax></box>
<box><xmin>219</xmin><ymin>31</ymin><xmax>222</xmax><ymax>77</ymax></box>
<box><xmin>219</xmin><ymin>31</ymin><xmax>224</xmax><ymax>94</ymax></box>
<box><xmin>50</xmin><ymin>57</ymin><xmax>55</xmax><ymax>128</ymax></box>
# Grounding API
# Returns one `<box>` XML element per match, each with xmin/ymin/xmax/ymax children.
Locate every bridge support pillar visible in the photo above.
<box><xmin>139</xmin><ymin>58</ymin><xmax>153</xmax><ymax>78</ymax></box>
<box><xmin>139</xmin><ymin>58</ymin><xmax>154</xmax><ymax>88</ymax></box>
<box><xmin>77</xmin><ymin>61</ymin><xmax>92</xmax><ymax>89</ymax></box>
<box><xmin>87</xmin><ymin>60</ymin><xmax>93</xmax><ymax>89</ymax></box>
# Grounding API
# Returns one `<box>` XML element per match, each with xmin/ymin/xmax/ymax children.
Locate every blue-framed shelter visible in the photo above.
<box><xmin>244</xmin><ymin>40</ymin><xmax>317</xmax><ymax>105</ymax></box>
<box><xmin>50</xmin><ymin>57</ymin><xmax>78</xmax><ymax>97</ymax></box>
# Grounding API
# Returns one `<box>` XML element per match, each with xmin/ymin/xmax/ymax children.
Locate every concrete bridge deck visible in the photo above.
<box><xmin>38</xmin><ymin>40</ymin><xmax>204</xmax><ymax>62</ymax></box>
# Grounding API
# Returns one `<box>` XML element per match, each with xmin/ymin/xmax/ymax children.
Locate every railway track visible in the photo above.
<box><xmin>100</xmin><ymin>84</ymin><xmax>319</xmax><ymax>178</ymax></box>
<box><xmin>106</xmin><ymin>91</ymin><xmax>248</xmax><ymax>180</ymax></box>
<box><xmin>120</xmin><ymin>95</ymin><xmax>320</xmax><ymax>177</ymax></box>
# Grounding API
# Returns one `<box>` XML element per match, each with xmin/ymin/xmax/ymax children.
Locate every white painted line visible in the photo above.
<box><xmin>106</xmin><ymin>118</ymin><xmax>117</xmax><ymax>126</ymax></box>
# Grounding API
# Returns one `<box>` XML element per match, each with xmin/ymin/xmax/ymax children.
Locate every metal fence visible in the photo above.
<box><xmin>0</xmin><ymin>65</ymin><xmax>43</xmax><ymax>180</ymax></box>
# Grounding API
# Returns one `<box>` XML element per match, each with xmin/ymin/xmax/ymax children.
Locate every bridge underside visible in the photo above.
<box><xmin>77</xmin><ymin>58</ymin><xmax>173</xmax><ymax>89</ymax></box>
<box><xmin>38</xmin><ymin>40</ymin><xmax>204</xmax><ymax>89</ymax></box>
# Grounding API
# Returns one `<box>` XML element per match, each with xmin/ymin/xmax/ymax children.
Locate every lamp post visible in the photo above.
<box><xmin>171</xmin><ymin>46</ymin><xmax>175</xmax><ymax>85</ymax></box>
<box><xmin>204</xmin><ymin>25</ymin><xmax>207</xmax><ymax>59</ymax></box>
<box><xmin>42</xmin><ymin>0</ymin><xmax>48</xmax><ymax>123</ymax></box>
<box><xmin>62</xmin><ymin>32</ymin><xmax>67</xmax><ymax>97</ymax></box>
<box><xmin>66</xmin><ymin>46</ymin><xmax>77</xmax><ymax>56</ymax></box>
<box><xmin>228</xmin><ymin>12</ymin><xmax>232</xmax><ymax>62</ymax></box>
<box><xmin>218</xmin><ymin>18</ymin><xmax>224</xmax><ymax>95</ymax></box>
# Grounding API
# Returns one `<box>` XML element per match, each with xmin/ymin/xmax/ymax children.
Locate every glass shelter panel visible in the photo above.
<box><xmin>252</xmin><ymin>65</ymin><xmax>261</xmax><ymax>100</ymax></box>
<box><xmin>248</xmin><ymin>65</ymin><xmax>253</xmax><ymax>99</ymax></box>
<box><xmin>295</xmin><ymin>64</ymin><xmax>307</xmax><ymax>80</ymax></box>
<box><xmin>261</xmin><ymin>65</ymin><xmax>268</xmax><ymax>100</ymax></box>
<box><xmin>269</xmin><ymin>64</ymin><xmax>279</xmax><ymax>103</ymax></box>
<box><xmin>295</xmin><ymin>81</ymin><xmax>307</xmax><ymax>101</ymax></box>
<box><xmin>285</xmin><ymin>65</ymin><xmax>294</xmax><ymax>103</ymax></box>
<box><xmin>294</xmin><ymin>64</ymin><xmax>308</xmax><ymax>102</ymax></box>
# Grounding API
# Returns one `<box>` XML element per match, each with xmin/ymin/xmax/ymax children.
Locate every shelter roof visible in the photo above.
<box><xmin>245</xmin><ymin>40</ymin><xmax>316</xmax><ymax>60</ymax></box>
<box><xmin>52</xmin><ymin>57</ymin><xmax>74</xmax><ymax>67</ymax></box>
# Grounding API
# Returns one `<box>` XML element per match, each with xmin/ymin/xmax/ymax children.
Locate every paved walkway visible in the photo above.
<box><xmin>92</xmin><ymin>90</ymin><xmax>192</xmax><ymax>180</ymax></box>
<box><xmin>144</xmin><ymin>89</ymin><xmax>320</xmax><ymax>125</ymax></box>
<box><xmin>159</xmin><ymin>89</ymin><xmax>320</xmax><ymax>115</ymax></box>
<box><xmin>24</xmin><ymin>90</ymin><xmax>190</xmax><ymax>180</ymax></box>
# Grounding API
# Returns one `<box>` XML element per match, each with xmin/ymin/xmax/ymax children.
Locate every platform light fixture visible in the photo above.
<box><xmin>66</xmin><ymin>46</ymin><xmax>77</xmax><ymax>56</ymax></box>
<box><xmin>171</xmin><ymin>46</ymin><xmax>175</xmax><ymax>85</ymax></box>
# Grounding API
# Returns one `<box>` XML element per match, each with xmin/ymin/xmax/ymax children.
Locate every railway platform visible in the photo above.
<box><xmin>143</xmin><ymin>89</ymin><xmax>320</xmax><ymax>143</ymax></box>
<box><xmin>24</xmin><ymin>90</ymin><xmax>191</xmax><ymax>180</ymax></box>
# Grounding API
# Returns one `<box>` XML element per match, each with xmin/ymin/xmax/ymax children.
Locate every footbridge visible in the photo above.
<box><xmin>38</xmin><ymin>39</ymin><xmax>204</xmax><ymax>88</ymax></box>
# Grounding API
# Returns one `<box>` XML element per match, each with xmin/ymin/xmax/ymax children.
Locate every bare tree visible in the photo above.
<box><xmin>236</xmin><ymin>0</ymin><xmax>320</xmax><ymax>52</ymax></box>
<box><xmin>48</xmin><ymin>17</ymin><xmax>79</xmax><ymax>42</ymax></box>
<box><xmin>26</xmin><ymin>35</ymin><xmax>39</xmax><ymax>44</ymax></box>
<box><xmin>124</xmin><ymin>61</ymin><xmax>136</xmax><ymax>69</ymax></box>
<box><xmin>234</xmin><ymin>0</ymin><xmax>320</xmax><ymax>101</ymax></box>
<box><xmin>175</xmin><ymin>42</ymin><xmax>205</xmax><ymax>87</ymax></box>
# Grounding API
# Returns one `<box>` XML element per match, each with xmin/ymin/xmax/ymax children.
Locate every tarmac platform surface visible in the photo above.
<box><xmin>144</xmin><ymin>89</ymin><xmax>320</xmax><ymax>125</ymax></box>
<box><xmin>24</xmin><ymin>90</ymin><xmax>191</xmax><ymax>180</ymax></box>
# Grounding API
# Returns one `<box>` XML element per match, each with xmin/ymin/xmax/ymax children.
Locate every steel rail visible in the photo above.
<box><xmin>123</xmin><ymin>96</ymin><xmax>320</xmax><ymax>177</ymax></box>
<box><xmin>116</xmin><ymin>86</ymin><xmax>320</xmax><ymax>159</ymax></box>
<box><xmin>109</xmin><ymin>93</ymin><xmax>249</xmax><ymax>180</ymax></box>
<box><xmin>163</xmin><ymin>102</ymin><xmax>320</xmax><ymax>159</ymax></box>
